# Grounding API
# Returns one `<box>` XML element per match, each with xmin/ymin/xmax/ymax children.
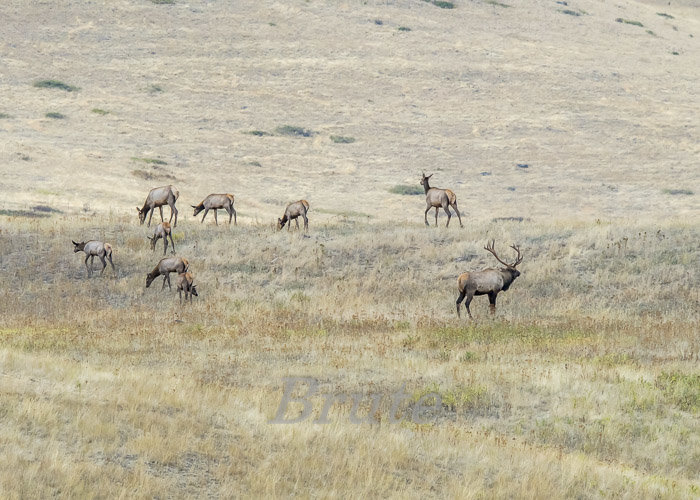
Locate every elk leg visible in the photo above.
<box><xmin>163</xmin><ymin>238</ymin><xmax>168</xmax><ymax>255</ymax></box>
<box><xmin>99</xmin><ymin>255</ymin><xmax>107</xmax><ymax>274</ymax></box>
<box><xmin>166</xmin><ymin>273</ymin><xmax>172</xmax><ymax>290</ymax></box>
<box><xmin>179</xmin><ymin>289</ymin><xmax>183</xmax><ymax>304</ymax></box>
<box><xmin>303</xmin><ymin>214</ymin><xmax>308</xmax><ymax>232</ymax></box>
<box><xmin>147</xmin><ymin>208</ymin><xmax>154</xmax><ymax>227</ymax></box>
<box><xmin>201</xmin><ymin>208</ymin><xmax>209</xmax><ymax>223</ymax></box>
<box><xmin>214</xmin><ymin>209</ymin><xmax>218</xmax><ymax>226</ymax></box>
<box><xmin>444</xmin><ymin>204</ymin><xmax>452</xmax><ymax>228</ymax></box>
<box><xmin>488</xmin><ymin>292</ymin><xmax>497</xmax><ymax>315</ymax></box>
<box><xmin>230</xmin><ymin>207</ymin><xmax>237</xmax><ymax>225</ymax></box>
<box><xmin>464</xmin><ymin>292</ymin><xmax>475</xmax><ymax>319</ymax></box>
<box><xmin>161</xmin><ymin>275</ymin><xmax>168</xmax><ymax>290</ymax></box>
<box><xmin>434</xmin><ymin>207</ymin><xmax>439</xmax><ymax>227</ymax></box>
<box><xmin>168</xmin><ymin>234</ymin><xmax>175</xmax><ymax>254</ymax></box>
<box><xmin>107</xmin><ymin>252</ymin><xmax>115</xmax><ymax>271</ymax></box>
<box><xmin>456</xmin><ymin>290</ymin><xmax>466</xmax><ymax>317</ymax></box>
<box><xmin>451</xmin><ymin>202</ymin><xmax>464</xmax><ymax>228</ymax></box>
<box><xmin>85</xmin><ymin>254</ymin><xmax>91</xmax><ymax>276</ymax></box>
<box><xmin>172</xmin><ymin>204</ymin><xmax>178</xmax><ymax>227</ymax></box>
<box><xmin>424</xmin><ymin>205</ymin><xmax>431</xmax><ymax>226</ymax></box>
<box><xmin>158</xmin><ymin>206</ymin><xmax>164</xmax><ymax>222</ymax></box>
<box><xmin>295</xmin><ymin>218</ymin><xmax>300</xmax><ymax>230</ymax></box>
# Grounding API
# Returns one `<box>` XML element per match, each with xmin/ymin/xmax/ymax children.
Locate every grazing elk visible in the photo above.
<box><xmin>176</xmin><ymin>272</ymin><xmax>198</xmax><ymax>303</ymax></box>
<box><xmin>147</xmin><ymin>221</ymin><xmax>175</xmax><ymax>256</ymax></box>
<box><xmin>72</xmin><ymin>240</ymin><xmax>115</xmax><ymax>276</ymax></box>
<box><xmin>192</xmin><ymin>193</ymin><xmax>237</xmax><ymax>225</ymax></box>
<box><xmin>456</xmin><ymin>240</ymin><xmax>523</xmax><ymax>319</ymax></box>
<box><xmin>277</xmin><ymin>200</ymin><xmax>310</xmax><ymax>231</ymax></box>
<box><xmin>136</xmin><ymin>185</ymin><xmax>179</xmax><ymax>227</ymax></box>
<box><xmin>146</xmin><ymin>256</ymin><xmax>189</xmax><ymax>290</ymax></box>
<box><xmin>420</xmin><ymin>172</ymin><xmax>464</xmax><ymax>228</ymax></box>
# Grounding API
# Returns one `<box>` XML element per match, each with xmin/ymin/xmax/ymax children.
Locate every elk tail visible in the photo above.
<box><xmin>172</xmin><ymin>186</ymin><xmax>180</xmax><ymax>201</ymax></box>
<box><xmin>104</xmin><ymin>243</ymin><xmax>113</xmax><ymax>257</ymax></box>
<box><xmin>446</xmin><ymin>189</ymin><xmax>457</xmax><ymax>206</ymax></box>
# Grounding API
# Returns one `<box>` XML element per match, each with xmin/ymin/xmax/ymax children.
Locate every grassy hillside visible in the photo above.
<box><xmin>0</xmin><ymin>0</ymin><xmax>698</xmax><ymax>497</ymax></box>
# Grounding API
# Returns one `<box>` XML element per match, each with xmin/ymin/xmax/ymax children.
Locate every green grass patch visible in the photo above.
<box><xmin>33</xmin><ymin>80</ymin><xmax>79</xmax><ymax>92</ymax></box>
<box><xmin>662</xmin><ymin>188</ymin><xmax>693</xmax><ymax>195</ymax></box>
<box><xmin>656</xmin><ymin>372</ymin><xmax>700</xmax><ymax>412</ymax></box>
<box><xmin>423</xmin><ymin>0</ymin><xmax>455</xmax><ymax>8</ymax></box>
<box><xmin>45</xmin><ymin>112</ymin><xmax>66</xmax><ymax>119</ymax></box>
<box><xmin>91</xmin><ymin>108</ymin><xmax>109</xmax><ymax>115</ymax></box>
<box><xmin>330</xmin><ymin>135</ymin><xmax>356</xmax><ymax>144</ymax></box>
<box><xmin>0</xmin><ymin>209</ymin><xmax>50</xmax><ymax>218</ymax></box>
<box><xmin>560</xmin><ymin>9</ymin><xmax>580</xmax><ymax>16</ymax></box>
<box><xmin>412</xmin><ymin>382</ymin><xmax>489</xmax><ymax>413</ymax></box>
<box><xmin>151</xmin><ymin>0</ymin><xmax>175</xmax><ymax>4</ymax></box>
<box><xmin>0</xmin><ymin>112</ymin><xmax>11</xmax><ymax>119</ymax></box>
<box><xmin>657</xmin><ymin>12</ymin><xmax>674</xmax><ymax>19</ymax></box>
<box><xmin>485</xmin><ymin>0</ymin><xmax>509</xmax><ymax>7</ymax></box>
<box><xmin>389</xmin><ymin>184</ymin><xmax>424</xmax><ymax>196</ymax></box>
<box><xmin>616</xmin><ymin>18</ymin><xmax>643</xmax><ymax>27</ymax></box>
<box><xmin>398</xmin><ymin>26</ymin><xmax>411</xmax><ymax>32</ymax></box>
<box><xmin>275</xmin><ymin>125</ymin><xmax>315</xmax><ymax>137</ymax></box>
<box><xmin>148</xmin><ymin>84</ymin><xmax>164</xmax><ymax>93</ymax></box>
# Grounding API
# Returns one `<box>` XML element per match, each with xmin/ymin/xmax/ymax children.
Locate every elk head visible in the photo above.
<box><xmin>419</xmin><ymin>172</ymin><xmax>433</xmax><ymax>188</ymax></box>
<box><xmin>146</xmin><ymin>235</ymin><xmax>156</xmax><ymax>251</ymax></box>
<box><xmin>72</xmin><ymin>240</ymin><xmax>85</xmax><ymax>252</ymax></box>
<box><xmin>484</xmin><ymin>240</ymin><xmax>523</xmax><ymax>284</ymax></box>
<box><xmin>190</xmin><ymin>284</ymin><xmax>199</xmax><ymax>297</ymax></box>
<box><xmin>277</xmin><ymin>218</ymin><xmax>285</xmax><ymax>230</ymax></box>
<box><xmin>136</xmin><ymin>207</ymin><xmax>146</xmax><ymax>225</ymax></box>
<box><xmin>145</xmin><ymin>273</ymin><xmax>156</xmax><ymax>288</ymax></box>
<box><xmin>191</xmin><ymin>204</ymin><xmax>204</xmax><ymax>216</ymax></box>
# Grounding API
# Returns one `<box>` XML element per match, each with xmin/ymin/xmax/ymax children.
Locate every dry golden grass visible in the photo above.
<box><xmin>0</xmin><ymin>0</ymin><xmax>698</xmax><ymax>497</ymax></box>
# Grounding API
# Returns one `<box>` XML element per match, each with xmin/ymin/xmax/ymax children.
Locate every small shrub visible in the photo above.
<box><xmin>275</xmin><ymin>125</ymin><xmax>314</xmax><ymax>137</ymax></box>
<box><xmin>131</xmin><ymin>157</ymin><xmax>167</xmax><ymax>165</ymax></box>
<box><xmin>657</xmin><ymin>12</ymin><xmax>674</xmax><ymax>19</ymax></box>
<box><xmin>423</xmin><ymin>0</ymin><xmax>455</xmax><ymax>8</ymax></box>
<box><xmin>560</xmin><ymin>9</ymin><xmax>580</xmax><ymax>16</ymax></box>
<box><xmin>374</xmin><ymin>19</ymin><xmax>383</xmax><ymax>25</ymax></box>
<box><xmin>0</xmin><ymin>112</ymin><xmax>11</xmax><ymax>119</ymax></box>
<box><xmin>662</xmin><ymin>188</ymin><xmax>693</xmax><ymax>195</ymax></box>
<box><xmin>33</xmin><ymin>80</ymin><xmax>79</xmax><ymax>92</ymax></box>
<box><xmin>656</xmin><ymin>372</ymin><xmax>699</xmax><ymax>412</ymax></box>
<box><xmin>616</xmin><ymin>18</ymin><xmax>643</xmax><ymax>27</ymax></box>
<box><xmin>45</xmin><ymin>112</ymin><xmax>66</xmax><ymax>119</ymax></box>
<box><xmin>398</xmin><ymin>26</ymin><xmax>411</xmax><ymax>32</ymax></box>
<box><xmin>485</xmin><ymin>0</ymin><xmax>509</xmax><ymax>7</ymax></box>
<box><xmin>646</xmin><ymin>30</ymin><xmax>656</xmax><ymax>36</ymax></box>
<box><xmin>148</xmin><ymin>84</ymin><xmax>164</xmax><ymax>93</ymax></box>
<box><xmin>671</xmin><ymin>51</ymin><xmax>679</xmax><ymax>55</ymax></box>
<box><xmin>389</xmin><ymin>184</ymin><xmax>423</xmax><ymax>196</ymax></box>
<box><xmin>244</xmin><ymin>130</ymin><xmax>271</xmax><ymax>136</ymax></box>
<box><xmin>91</xmin><ymin>108</ymin><xmax>109</xmax><ymax>115</ymax></box>
<box><xmin>330</xmin><ymin>135</ymin><xmax>355</xmax><ymax>144</ymax></box>
<box><xmin>151</xmin><ymin>0</ymin><xmax>175</xmax><ymax>4</ymax></box>
<box><xmin>31</xmin><ymin>205</ymin><xmax>62</xmax><ymax>214</ymax></box>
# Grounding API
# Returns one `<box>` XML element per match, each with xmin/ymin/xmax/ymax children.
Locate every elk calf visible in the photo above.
<box><xmin>146</xmin><ymin>256</ymin><xmax>189</xmax><ymax>290</ymax></box>
<box><xmin>277</xmin><ymin>200</ymin><xmax>309</xmax><ymax>231</ymax></box>
<box><xmin>176</xmin><ymin>272</ymin><xmax>198</xmax><ymax>303</ymax></box>
<box><xmin>420</xmin><ymin>173</ymin><xmax>464</xmax><ymax>228</ymax></box>
<box><xmin>192</xmin><ymin>193</ymin><xmax>236</xmax><ymax>225</ymax></box>
<box><xmin>137</xmin><ymin>185</ymin><xmax>179</xmax><ymax>227</ymax></box>
<box><xmin>456</xmin><ymin>241</ymin><xmax>523</xmax><ymax>319</ymax></box>
<box><xmin>72</xmin><ymin>240</ymin><xmax>115</xmax><ymax>276</ymax></box>
<box><xmin>147</xmin><ymin>222</ymin><xmax>175</xmax><ymax>255</ymax></box>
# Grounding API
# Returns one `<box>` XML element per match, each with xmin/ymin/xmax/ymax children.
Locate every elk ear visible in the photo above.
<box><xmin>72</xmin><ymin>240</ymin><xmax>77</xmax><ymax>245</ymax></box>
<box><xmin>136</xmin><ymin>207</ymin><xmax>141</xmax><ymax>213</ymax></box>
<box><xmin>191</xmin><ymin>205</ymin><xmax>197</xmax><ymax>208</ymax></box>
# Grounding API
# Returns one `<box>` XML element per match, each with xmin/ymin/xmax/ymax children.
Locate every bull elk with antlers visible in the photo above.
<box><xmin>420</xmin><ymin>172</ymin><xmax>464</xmax><ymax>228</ymax></box>
<box><xmin>456</xmin><ymin>240</ymin><xmax>523</xmax><ymax>319</ymax></box>
<box><xmin>192</xmin><ymin>193</ymin><xmax>237</xmax><ymax>225</ymax></box>
<box><xmin>136</xmin><ymin>185</ymin><xmax>179</xmax><ymax>227</ymax></box>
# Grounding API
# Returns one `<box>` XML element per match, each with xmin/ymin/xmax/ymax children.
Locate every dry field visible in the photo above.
<box><xmin>0</xmin><ymin>0</ymin><xmax>698</xmax><ymax>498</ymax></box>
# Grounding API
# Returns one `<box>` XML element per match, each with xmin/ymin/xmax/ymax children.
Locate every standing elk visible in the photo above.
<box><xmin>136</xmin><ymin>185</ymin><xmax>179</xmax><ymax>227</ymax></box>
<box><xmin>176</xmin><ymin>272</ymin><xmax>198</xmax><ymax>303</ymax></box>
<box><xmin>277</xmin><ymin>200</ymin><xmax>310</xmax><ymax>231</ymax></box>
<box><xmin>192</xmin><ymin>193</ymin><xmax>237</xmax><ymax>225</ymax></box>
<box><xmin>456</xmin><ymin>240</ymin><xmax>523</xmax><ymax>319</ymax></box>
<box><xmin>147</xmin><ymin>221</ymin><xmax>175</xmax><ymax>255</ymax></box>
<box><xmin>146</xmin><ymin>256</ymin><xmax>189</xmax><ymax>290</ymax></box>
<box><xmin>420</xmin><ymin>172</ymin><xmax>464</xmax><ymax>228</ymax></box>
<box><xmin>72</xmin><ymin>240</ymin><xmax>115</xmax><ymax>276</ymax></box>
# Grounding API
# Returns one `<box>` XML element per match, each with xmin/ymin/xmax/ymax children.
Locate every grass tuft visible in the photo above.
<box><xmin>657</xmin><ymin>12</ymin><xmax>674</xmax><ymax>19</ymax></box>
<box><xmin>131</xmin><ymin>157</ymin><xmax>168</xmax><ymax>165</ymax></box>
<box><xmin>485</xmin><ymin>0</ymin><xmax>510</xmax><ymax>7</ymax></box>
<box><xmin>616</xmin><ymin>18</ymin><xmax>643</xmax><ymax>27</ymax></box>
<box><xmin>91</xmin><ymin>108</ymin><xmax>109</xmax><ymax>115</ymax></box>
<box><xmin>33</xmin><ymin>80</ymin><xmax>79</xmax><ymax>92</ymax></box>
<box><xmin>244</xmin><ymin>130</ymin><xmax>271</xmax><ymax>136</ymax></box>
<box><xmin>389</xmin><ymin>184</ymin><xmax>424</xmax><ymax>195</ymax></box>
<box><xmin>662</xmin><ymin>188</ymin><xmax>693</xmax><ymax>195</ymax></box>
<box><xmin>45</xmin><ymin>112</ymin><xmax>66</xmax><ymax>119</ymax></box>
<box><xmin>398</xmin><ymin>26</ymin><xmax>412</xmax><ymax>32</ymax></box>
<box><xmin>330</xmin><ymin>135</ymin><xmax>356</xmax><ymax>144</ymax></box>
<box><xmin>275</xmin><ymin>125</ymin><xmax>315</xmax><ymax>137</ymax></box>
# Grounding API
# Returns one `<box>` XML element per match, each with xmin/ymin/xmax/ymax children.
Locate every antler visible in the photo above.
<box><xmin>509</xmin><ymin>244</ymin><xmax>523</xmax><ymax>267</ymax></box>
<box><xmin>484</xmin><ymin>240</ymin><xmax>511</xmax><ymax>268</ymax></box>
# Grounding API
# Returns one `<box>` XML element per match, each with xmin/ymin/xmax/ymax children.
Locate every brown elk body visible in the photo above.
<box><xmin>147</xmin><ymin>222</ymin><xmax>175</xmax><ymax>255</ymax></box>
<box><xmin>277</xmin><ymin>200</ymin><xmax>309</xmax><ymax>231</ymax></box>
<box><xmin>456</xmin><ymin>241</ymin><xmax>523</xmax><ymax>319</ymax></box>
<box><xmin>176</xmin><ymin>272</ymin><xmax>198</xmax><ymax>303</ymax></box>
<box><xmin>146</xmin><ymin>256</ymin><xmax>189</xmax><ymax>290</ymax></box>
<box><xmin>420</xmin><ymin>173</ymin><xmax>464</xmax><ymax>228</ymax></box>
<box><xmin>72</xmin><ymin>240</ymin><xmax>115</xmax><ymax>276</ymax></box>
<box><xmin>192</xmin><ymin>193</ymin><xmax>236</xmax><ymax>225</ymax></box>
<box><xmin>136</xmin><ymin>185</ymin><xmax>179</xmax><ymax>227</ymax></box>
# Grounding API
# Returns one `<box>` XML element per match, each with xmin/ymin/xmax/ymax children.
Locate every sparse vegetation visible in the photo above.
<box><xmin>398</xmin><ymin>26</ymin><xmax>411</xmax><ymax>32</ymax></box>
<box><xmin>389</xmin><ymin>184</ymin><xmax>424</xmax><ymax>195</ymax></box>
<box><xmin>151</xmin><ymin>0</ymin><xmax>175</xmax><ymax>4</ymax></box>
<box><xmin>131</xmin><ymin>157</ymin><xmax>168</xmax><ymax>165</ymax></box>
<box><xmin>275</xmin><ymin>125</ymin><xmax>315</xmax><ymax>137</ymax></box>
<box><xmin>45</xmin><ymin>112</ymin><xmax>66</xmax><ymax>119</ymax></box>
<box><xmin>0</xmin><ymin>112</ymin><xmax>11</xmax><ymax>119</ymax></box>
<box><xmin>91</xmin><ymin>108</ymin><xmax>109</xmax><ymax>115</ymax></box>
<box><xmin>560</xmin><ymin>9</ymin><xmax>580</xmax><ymax>16</ymax></box>
<box><xmin>662</xmin><ymin>188</ymin><xmax>693</xmax><ymax>195</ymax></box>
<box><xmin>330</xmin><ymin>135</ymin><xmax>355</xmax><ymax>144</ymax></box>
<box><xmin>616</xmin><ymin>18</ymin><xmax>643</xmax><ymax>27</ymax></box>
<box><xmin>33</xmin><ymin>79</ymin><xmax>79</xmax><ymax>92</ymax></box>
<box><xmin>148</xmin><ymin>84</ymin><xmax>164</xmax><ymax>93</ymax></box>
<box><xmin>423</xmin><ymin>0</ymin><xmax>455</xmax><ymax>8</ymax></box>
<box><xmin>244</xmin><ymin>130</ymin><xmax>271</xmax><ymax>136</ymax></box>
<box><xmin>657</xmin><ymin>12</ymin><xmax>674</xmax><ymax>19</ymax></box>
<box><xmin>485</xmin><ymin>0</ymin><xmax>510</xmax><ymax>7</ymax></box>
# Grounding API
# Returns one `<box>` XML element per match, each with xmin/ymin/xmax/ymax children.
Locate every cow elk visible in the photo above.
<box><xmin>176</xmin><ymin>272</ymin><xmax>198</xmax><ymax>303</ymax></box>
<box><xmin>277</xmin><ymin>200</ymin><xmax>309</xmax><ymax>231</ymax></box>
<box><xmin>420</xmin><ymin>172</ymin><xmax>464</xmax><ymax>228</ymax></box>
<box><xmin>72</xmin><ymin>240</ymin><xmax>115</xmax><ymax>276</ymax></box>
<box><xmin>192</xmin><ymin>193</ymin><xmax>237</xmax><ymax>225</ymax></box>
<box><xmin>456</xmin><ymin>240</ymin><xmax>523</xmax><ymax>319</ymax></box>
<box><xmin>147</xmin><ymin>222</ymin><xmax>175</xmax><ymax>255</ymax></box>
<box><xmin>146</xmin><ymin>256</ymin><xmax>189</xmax><ymax>290</ymax></box>
<box><xmin>136</xmin><ymin>185</ymin><xmax>179</xmax><ymax>227</ymax></box>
